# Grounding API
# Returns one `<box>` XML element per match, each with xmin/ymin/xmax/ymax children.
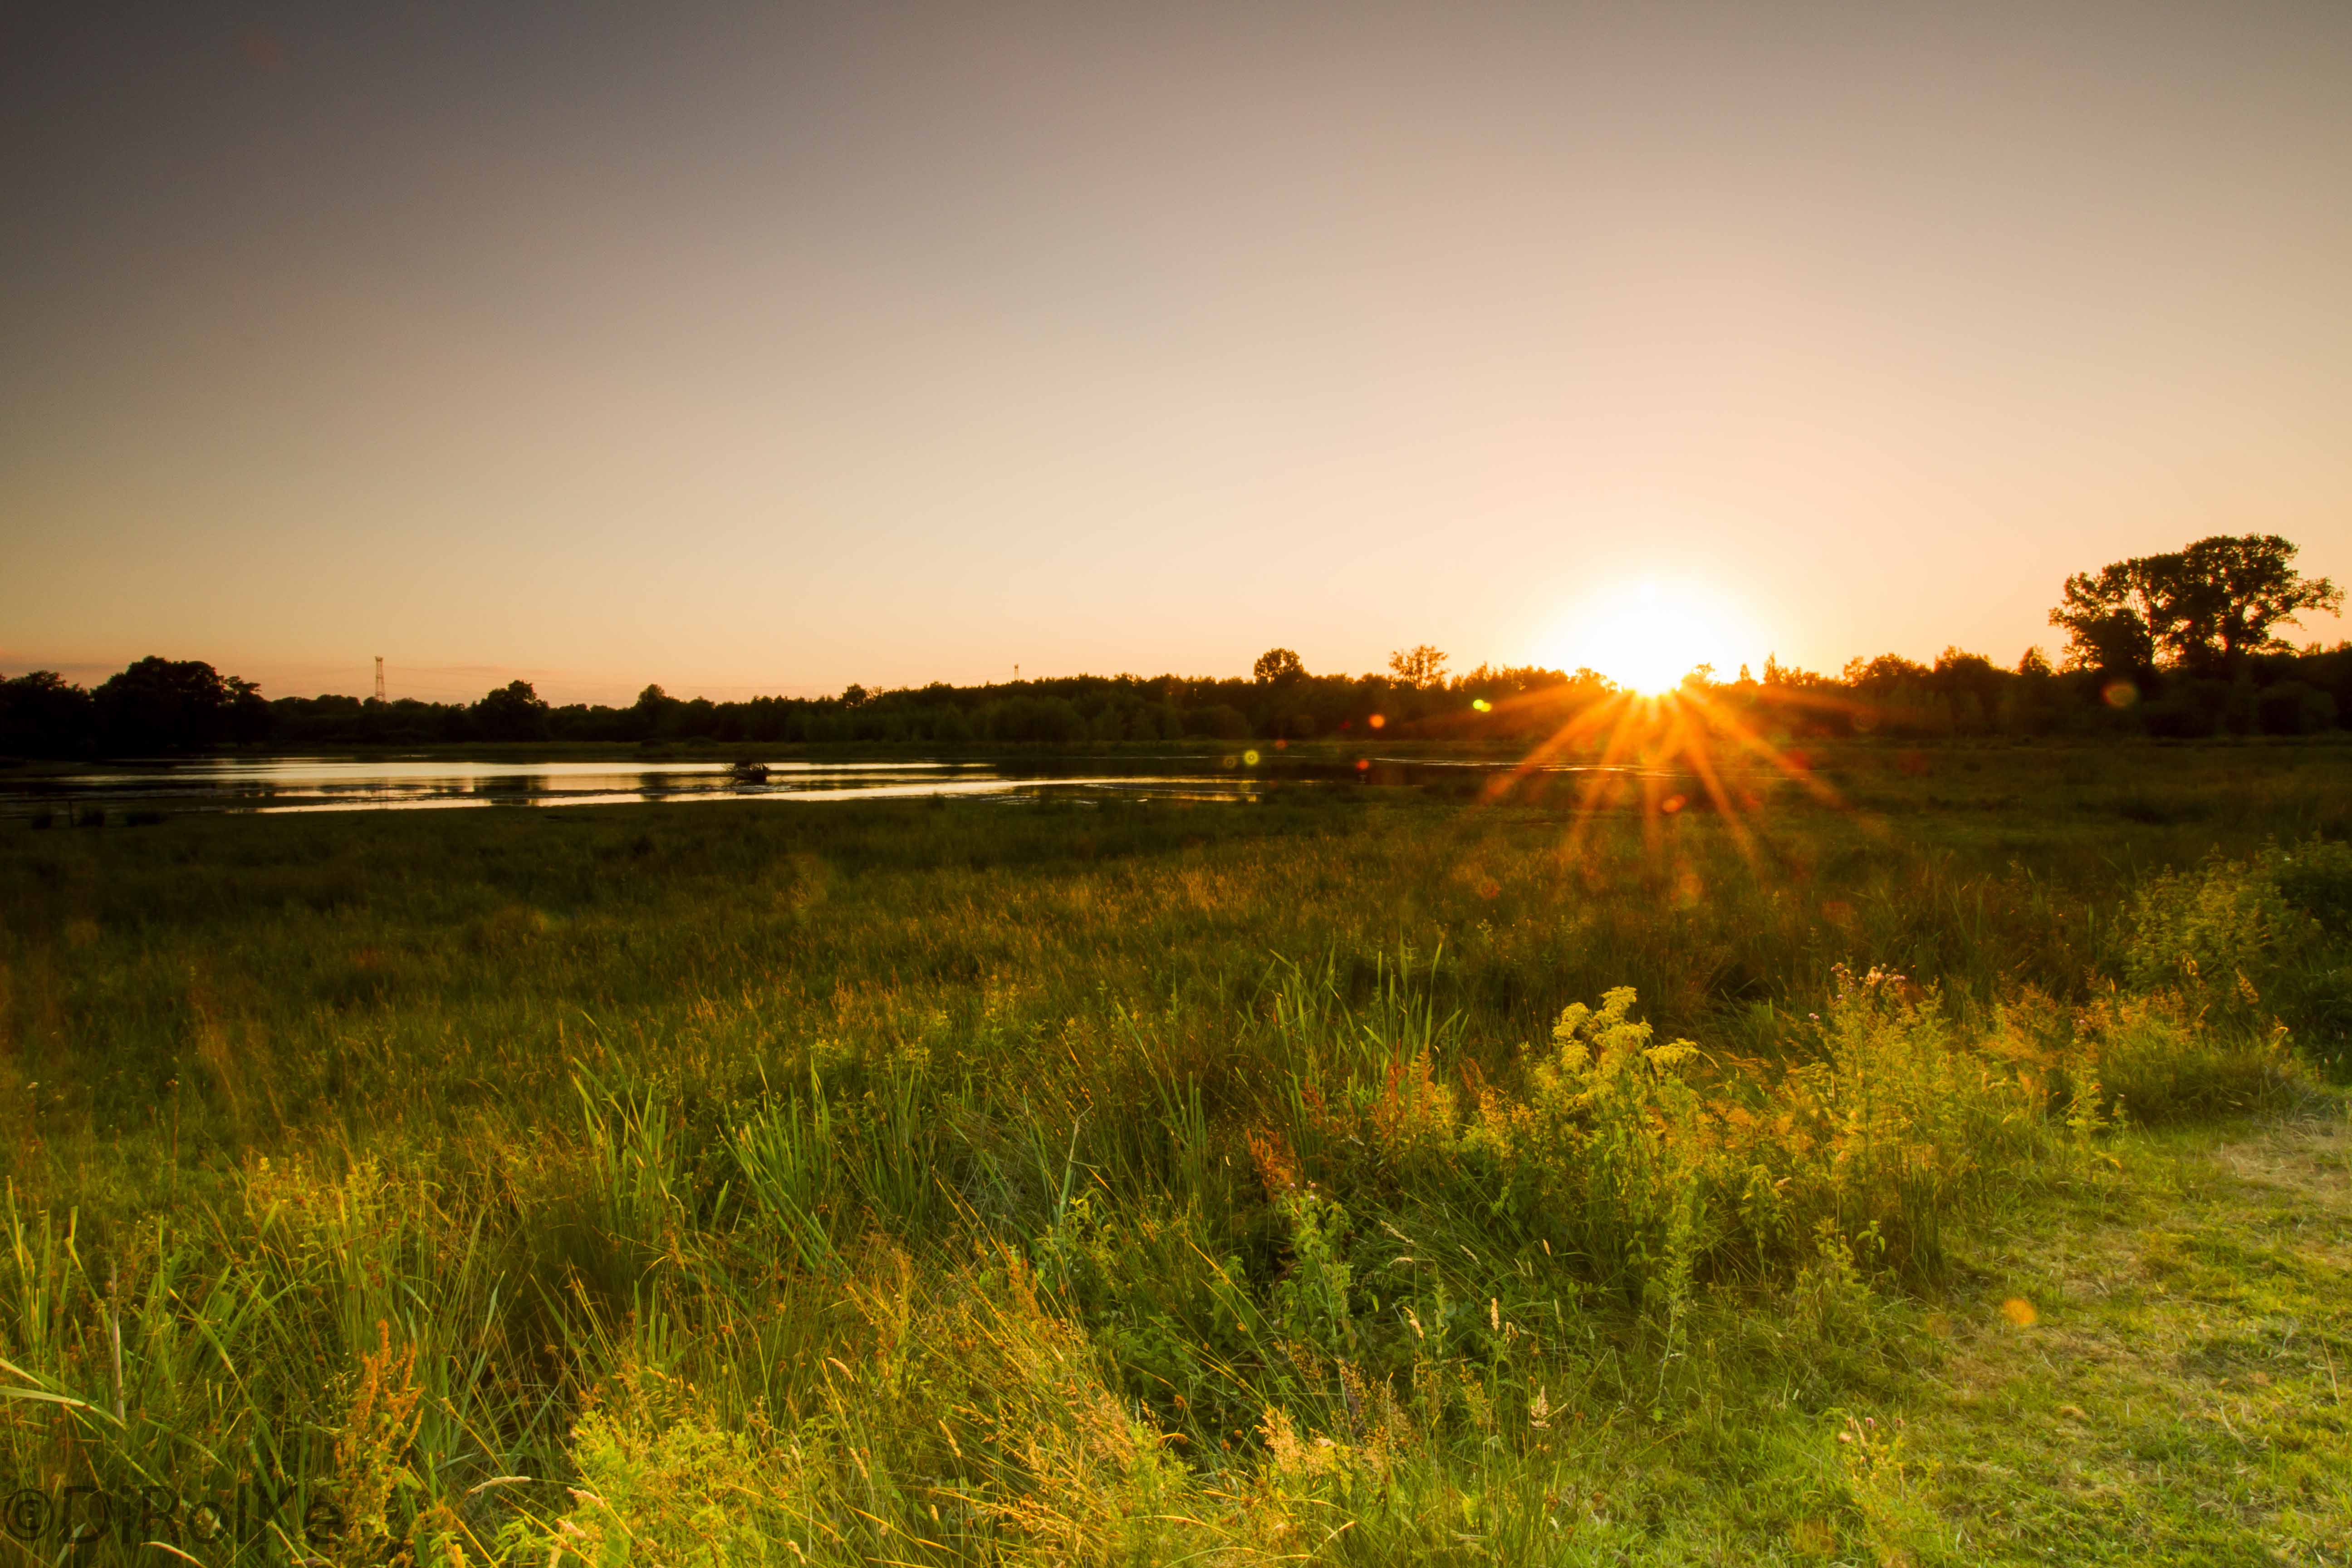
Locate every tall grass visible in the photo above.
<box><xmin>2</xmin><ymin>748</ymin><xmax>2348</xmax><ymax>1562</ymax></box>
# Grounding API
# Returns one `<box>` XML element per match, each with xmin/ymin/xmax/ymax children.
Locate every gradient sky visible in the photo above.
<box><xmin>5</xmin><ymin>1</ymin><xmax>2348</xmax><ymax>703</ymax></box>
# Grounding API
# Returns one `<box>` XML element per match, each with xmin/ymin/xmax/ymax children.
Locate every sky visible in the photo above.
<box><xmin>4</xmin><ymin>1</ymin><xmax>2348</xmax><ymax>704</ymax></box>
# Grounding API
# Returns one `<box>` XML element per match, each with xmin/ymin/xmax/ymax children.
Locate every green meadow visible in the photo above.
<box><xmin>5</xmin><ymin>741</ymin><xmax>2351</xmax><ymax>1564</ymax></box>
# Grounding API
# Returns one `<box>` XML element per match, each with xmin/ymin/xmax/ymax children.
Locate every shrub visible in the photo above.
<box><xmin>1296</xmin><ymin>956</ymin><xmax>2304</xmax><ymax>1309</ymax></box>
<box><xmin>2073</xmin><ymin>987</ymin><xmax>2297</xmax><ymax>1123</ymax></box>
<box><xmin>1304</xmin><ymin>971</ymin><xmax>2066</xmax><ymax>1298</ymax></box>
<box><xmin>2269</xmin><ymin>837</ymin><xmax>2352</xmax><ymax>938</ymax></box>
<box><xmin>1466</xmin><ymin>987</ymin><xmax>1719</xmax><ymax>1304</ymax></box>
<box><xmin>2119</xmin><ymin>839</ymin><xmax>2352</xmax><ymax>1055</ymax></box>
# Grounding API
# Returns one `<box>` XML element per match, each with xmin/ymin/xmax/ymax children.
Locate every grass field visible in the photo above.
<box><xmin>4</xmin><ymin>741</ymin><xmax>2351</xmax><ymax>1564</ymax></box>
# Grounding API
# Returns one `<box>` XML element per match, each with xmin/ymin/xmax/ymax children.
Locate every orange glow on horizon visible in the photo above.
<box><xmin>1540</xmin><ymin>579</ymin><xmax>1763</xmax><ymax>696</ymax></box>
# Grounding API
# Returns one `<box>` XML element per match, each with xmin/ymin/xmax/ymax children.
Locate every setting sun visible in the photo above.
<box><xmin>1543</xmin><ymin>581</ymin><xmax>1759</xmax><ymax>694</ymax></box>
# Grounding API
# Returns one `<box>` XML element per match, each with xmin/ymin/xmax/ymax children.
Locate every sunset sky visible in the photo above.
<box><xmin>5</xmin><ymin>1</ymin><xmax>2348</xmax><ymax>703</ymax></box>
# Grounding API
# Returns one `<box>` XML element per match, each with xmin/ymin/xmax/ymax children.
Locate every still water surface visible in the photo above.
<box><xmin>4</xmin><ymin>755</ymin><xmax>1687</xmax><ymax>817</ymax></box>
<box><xmin>5</xmin><ymin>756</ymin><xmax>1318</xmax><ymax>815</ymax></box>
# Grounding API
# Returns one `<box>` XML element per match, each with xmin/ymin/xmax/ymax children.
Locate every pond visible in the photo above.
<box><xmin>0</xmin><ymin>755</ymin><xmax>1690</xmax><ymax>817</ymax></box>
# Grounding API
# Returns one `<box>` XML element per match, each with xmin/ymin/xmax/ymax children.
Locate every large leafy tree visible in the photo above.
<box><xmin>1251</xmin><ymin>647</ymin><xmax>1305</xmax><ymax>684</ymax></box>
<box><xmin>473</xmin><ymin>679</ymin><xmax>552</xmax><ymax>741</ymax></box>
<box><xmin>2168</xmin><ymin>534</ymin><xmax>2343</xmax><ymax>669</ymax></box>
<box><xmin>2049</xmin><ymin>565</ymin><xmax>2161</xmax><ymax>675</ymax></box>
<box><xmin>2051</xmin><ymin>534</ymin><xmax>2339</xmax><ymax>674</ymax></box>
<box><xmin>93</xmin><ymin>656</ymin><xmax>269</xmax><ymax>753</ymax></box>
<box><xmin>0</xmin><ymin>670</ymin><xmax>98</xmax><ymax>757</ymax></box>
<box><xmin>630</xmin><ymin>682</ymin><xmax>678</xmax><ymax>739</ymax></box>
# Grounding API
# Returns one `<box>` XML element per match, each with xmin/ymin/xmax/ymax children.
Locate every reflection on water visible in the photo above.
<box><xmin>4</xmin><ymin>757</ymin><xmax>1297</xmax><ymax>815</ymax></box>
<box><xmin>1</xmin><ymin>755</ymin><xmax>1687</xmax><ymax>817</ymax></box>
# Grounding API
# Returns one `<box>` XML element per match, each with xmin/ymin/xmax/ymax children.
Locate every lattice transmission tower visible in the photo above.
<box><xmin>374</xmin><ymin>657</ymin><xmax>386</xmax><ymax>703</ymax></box>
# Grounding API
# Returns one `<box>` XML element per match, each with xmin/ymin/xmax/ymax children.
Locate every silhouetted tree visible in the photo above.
<box><xmin>1759</xmin><ymin>654</ymin><xmax>1838</xmax><ymax>691</ymax></box>
<box><xmin>1388</xmin><ymin>644</ymin><xmax>1448</xmax><ymax>688</ymax></box>
<box><xmin>0</xmin><ymin>671</ymin><xmax>98</xmax><ymax>757</ymax></box>
<box><xmin>92</xmin><ymin>657</ymin><xmax>267</xmax><ymax>753</ymax></box>
<box><xmin>2164</xmin><ymin>534</ymin><xmax>2342</xmax><ymax>671</ymax></box>
<box><xmin>1841</xmin><ymin>654</ymin><xmax>1930</xmax><ymax>691</ymax></box>
<box><xmin>33</xmin><ymin>615</ymin><xmax>2349</xmax><ymax>759</ymax></box>
<box><xmin>2050</xmin><ymin>564</ymin><xmax>2165</xmax><ymax>675</ymax></box>
<box><xmin>2061</xmin><ymin>606</ymin><xmax>2158</xmax><ymax>677</ymax></box>
<box><xmin>1931</xmin><ymin>647</ymin><xmax>2003</xmax><ymax>730</ymax></box>
<box><xmin>1253</xmin><ymin>647</ymin><xmax>1305</xmax><ymax>684</ymax></box>
<box><xmin>631</xmin><ymin>683</ymin><xmax>677</xmax><ymax>740</ymax></box>
<box><xmin>2002</xmin><ymin>646</ymin><xmax>2060</xmax><ymax>734</ymax></box>
<box><xmin>472</xmin><ymin>680</ymin><xmax>551</xmax><ymax>741</ymax></box>
<box><xmin>2052</xmin><ymin>534</ymin><xmax>2339</xmax><ymax>675</ymax></box>
<box><xmin>1839</xmin><ymin>654</ymin><xmax>1936</xmax><ymax>734</ymax></box>
<box><xmin>987</xmin><ymin>695</ymin><xmax>1084</xmax><ymax>742</ymax></box>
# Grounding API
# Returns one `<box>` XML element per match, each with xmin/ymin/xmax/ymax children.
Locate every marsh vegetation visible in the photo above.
<box><xmin>3</xmin><ymin>743</ymin><xmax>2350</xmax><ymax>1563</ymax></box>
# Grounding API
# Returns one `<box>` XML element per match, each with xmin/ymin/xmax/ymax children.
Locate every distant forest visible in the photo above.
<box><xmin>4</xmin><ymin>534</ymin><xmax>2343</xmax><ymax>758</ymax></box>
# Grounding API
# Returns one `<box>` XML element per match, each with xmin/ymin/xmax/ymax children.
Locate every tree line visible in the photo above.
<box><xmin>3</xmin><ymin>534</ymin><xmax>2341</xmax><ymax>759</ymax></box>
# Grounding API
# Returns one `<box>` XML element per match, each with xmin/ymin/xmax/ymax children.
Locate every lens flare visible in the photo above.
<box><xmin>1465</xmin><ymin>662</ymin><xmax>1864</xmax><ymax>877</ymax></box>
